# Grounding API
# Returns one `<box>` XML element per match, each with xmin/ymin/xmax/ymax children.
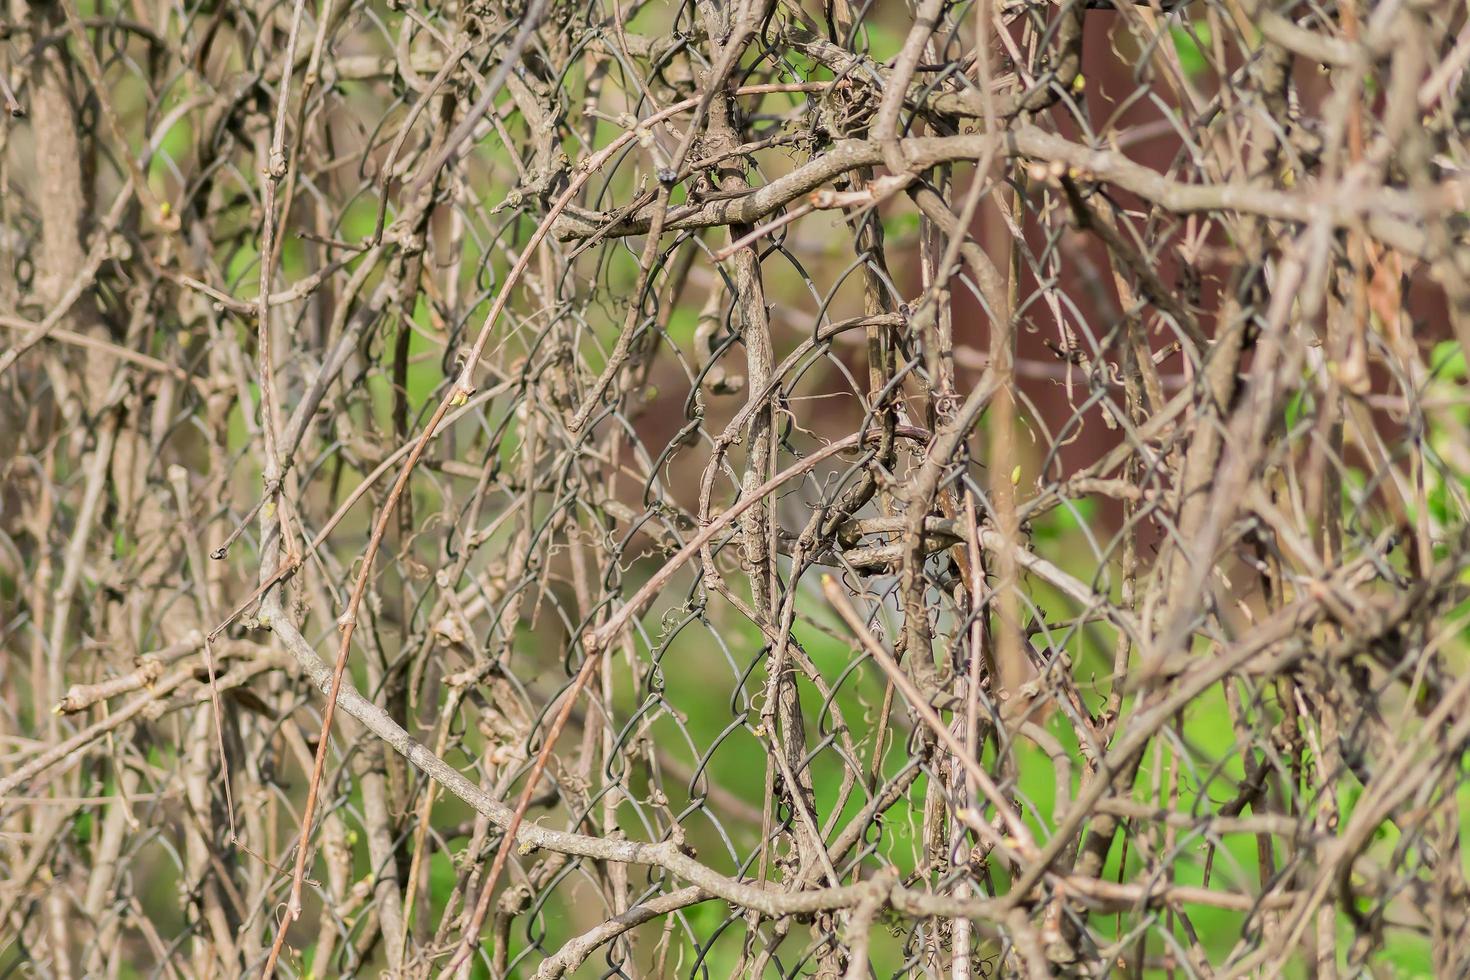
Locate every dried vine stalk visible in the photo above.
<box><xmin>4</xmin><ymin>0</ymin><xmax>1470</xmax><ymax>977</ymax></box>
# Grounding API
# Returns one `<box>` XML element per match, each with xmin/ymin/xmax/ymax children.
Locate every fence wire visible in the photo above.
<box><xmin>4</xmin><ymin>0</ymin><xmax>1470</xmax><ymax>976</ymax></box>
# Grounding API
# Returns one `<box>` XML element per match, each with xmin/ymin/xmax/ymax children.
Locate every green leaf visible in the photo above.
<box><xmin>1170</xmin><ymin>23</ymin><xmax>1212</xmax><ymax>77</ymax></box>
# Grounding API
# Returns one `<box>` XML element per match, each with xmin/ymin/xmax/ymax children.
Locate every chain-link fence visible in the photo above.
<box><xmin>4</xmin><ymin>0</ymin><xmax>1470</xmax><ymax>975</ymax></box>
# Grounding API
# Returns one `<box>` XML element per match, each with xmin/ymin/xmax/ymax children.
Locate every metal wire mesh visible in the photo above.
<box><xmin>4</xmin><ymin>0</ymin><xmax>1470</xmax><ymax>976</ymax></box>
